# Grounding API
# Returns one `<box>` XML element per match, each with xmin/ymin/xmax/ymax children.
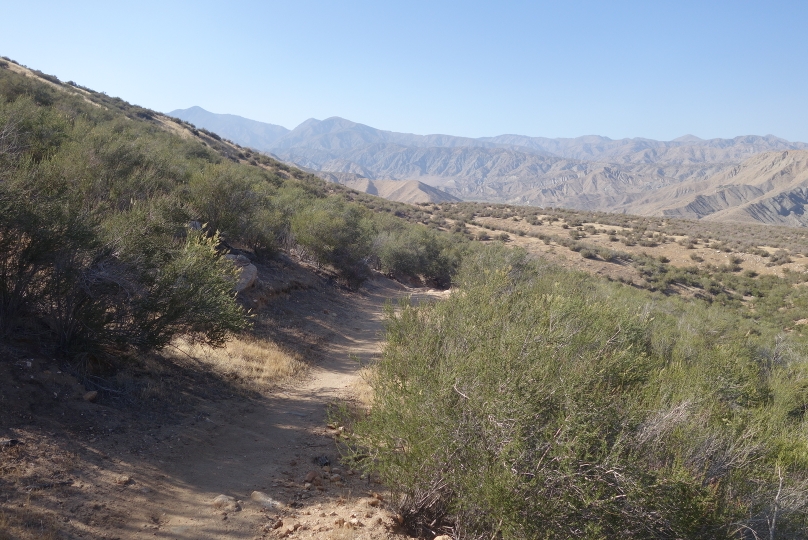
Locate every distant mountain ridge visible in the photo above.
<box><xmin>168</xmin><ymin>106</ymin><xmax>289</xmax><ymax>151</ymax></box>
<box><xmin>168</xmin><ymin>107</ymin><xmax>808</xmax><ymax>164</ymax></box>
<box><xmin>168</xmin><ymin>107</ymin><xmax>808</xmax><ymax>225</ymax></box>
<box><xmin>477</xmin><ymin>133</ymin><xmax>805</xmax><ymax>164</ymax></box>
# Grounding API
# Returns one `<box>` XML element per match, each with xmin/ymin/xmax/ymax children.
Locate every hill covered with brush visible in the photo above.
<box><xmin>0</xmin><ymin>58</ymin><xmax>469</xmax><ymax>360</ymax></box>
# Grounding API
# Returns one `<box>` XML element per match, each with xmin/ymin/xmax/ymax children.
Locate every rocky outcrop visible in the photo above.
<box><xmin>225</xmin><ymin>254</ymin><xmax>257</xmax><ymax>292</ymax></box>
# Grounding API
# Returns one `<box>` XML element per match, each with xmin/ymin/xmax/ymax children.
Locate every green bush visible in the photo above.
<box><xmin>187</xmin><ymin>162</ymin><xmax>283</xmax><ymax>253</ymax></box>
<box><xmin>0</xmin><ymin>178</ymin><xmax>94</xmax><ymax>335</ymax></box>
<box><xmin>128</xmin><ymin>229</ymin><xmax>249</xmax><ymax>349</ymax></box>
<box><xmin>374</xmin><ymin>225</ymin><xmax>464</xmax><ymax>288</ymax></box>
<box><xmin>579</xmin><ymin>248</ymin><xmax>597</xmax><ymax>259</ymax></box>
<box><xmin>0</xmin><ymin>160</ymin><xmax>248</xmax><ymax>354</ymax></box>
<box><xmin>291</xmin><ymin>198</ymin><xmax>376</xmax><ymax>288</ymax></box>
<box><xmin>351</xmin><ymin>246</ymin><xmax>808</xmax><ymax>539</ymax></box>
<box><xmin>768</xmin><ymin>250</ymin><xmax>793</xmax><ymax>266</ymax></box>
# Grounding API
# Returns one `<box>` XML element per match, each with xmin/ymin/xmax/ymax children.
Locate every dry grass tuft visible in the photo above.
<box><xmin>349</xmin><ymin>366</ymin><xmax>376</xmax><ymax>409</ymax></box>
<box><xmin>171</xmin><ymin>336</ymin><xmax>306</xmax><ymax>390</ymax></box>
<box><xmin>0</xmin><ymin>507</ymin><xmax>59</xmax><ymax>540</ymax></box>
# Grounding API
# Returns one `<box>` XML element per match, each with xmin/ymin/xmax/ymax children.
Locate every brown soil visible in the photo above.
<box><xmin>0</xmin><ymin>258</ymin><xmax>446</xmax><ymax>540</ymax></box>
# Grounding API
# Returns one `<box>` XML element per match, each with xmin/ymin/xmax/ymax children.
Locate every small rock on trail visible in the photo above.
<box><xmin>211</xmin><ymin>494</ymin><xmax>240</xmax><ymax>512</ymax></box>
<box><xmin>250</xmin><ymin>490</ymin><xmax>282</xmax><ymax>509</ymax></box>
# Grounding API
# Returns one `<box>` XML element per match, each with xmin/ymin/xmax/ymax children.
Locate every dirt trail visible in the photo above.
<box><xmin>99</xmin><ymin>277</ymin><xmax>446</xmax><ymax>539</ymax></box>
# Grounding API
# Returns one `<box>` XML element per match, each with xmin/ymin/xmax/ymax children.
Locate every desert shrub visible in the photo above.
<box><xmin>123</xmin><ymin>228</ymin><xmax>248</xmax><ymax>349</ymax></box>
<box><xmin>768</xmin><ymin>249</ymin><xmax>793</xmax><ymax>267</ymax></box>
<box><xmin>187</xmin><ymin>162</ymin><xmax>283</xmax><ymax>253</ymax></box>
<box><xmin>199</xmin><ymin>127</ymin><xmax>221</xmax><ymax>141</ymax></box>
<box><xmin>0</xmin><ymin>179</ymin><xmax>93</xmax><ymax>334</ymax></box>
<box><xmin>0</xmin><ymin>74</ymin><xmax>58</xmax><ymax>106</ymax></box>
<box><xmin>290</xmin><ymin>198</ymin><xmax>376</xmax><ymax>287</ymax></box>
<box><xmin>0</xmin><ymin>176</ymin><xmax>247</xmax><ymax>353</ymax></box>
<box><xmin>374</xmin><ymin>225</ymin><xmax>465</xmax><ymax>288</ymax></box>
<box><xmin>352</xmin><ymin>247</ymin><xmax>808</xmax><ymax>539</ymax></box>
<box><xmin>31</xmin><ymin>70</ymin><xmax>61</xmax><ymax>85</ymax></box>
<box><xmin>0</xmin><ymin>95</ymin><xmax>71</xmax><ymax>165</ymax></box>
<box><xmin>595</xmin><ymin>247</ymin><xmax>626</xmax><ymax>262</ymax></box>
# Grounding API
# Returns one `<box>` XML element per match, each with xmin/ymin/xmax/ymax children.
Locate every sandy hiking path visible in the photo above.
<box><xmin>134</xmin><ymin>278</ymin><xmax>443</xmax><ymax>539</ymax></box>
<box><xmin>0</xmin><ymin>275</ymin><xmax>445</xmax><ymax>540</ymax></box>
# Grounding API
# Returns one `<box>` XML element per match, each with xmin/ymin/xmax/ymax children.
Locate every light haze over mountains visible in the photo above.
<box><xmin>169</xmin><ymin>106</ymin><xmax>808</xmax><ymax>226</ymax></box>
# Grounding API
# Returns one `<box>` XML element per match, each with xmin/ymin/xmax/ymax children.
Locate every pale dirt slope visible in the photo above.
<box><xmin>630</xmin><ymin>150</ymin><xmax>808</xmax><ymax>225</ymax></box>
<box><xmin>305</xmin><ymin>171</ymin><xmax>460</xmax><ymax>204</ymax></box>
<box><xmin>335</xmin><ymin>178</ymin><xmax>461</xmax><ymax>204</ymax></box>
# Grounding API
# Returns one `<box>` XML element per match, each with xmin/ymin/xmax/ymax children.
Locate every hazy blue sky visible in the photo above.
<box><xmin>2</xmin><ymin>1</ymin><xmax>806</xmax><ymax>141</ymax></box>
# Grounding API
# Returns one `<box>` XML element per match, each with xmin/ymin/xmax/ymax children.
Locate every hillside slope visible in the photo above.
<box><xmin>0</xmin><ymin>56</ymin><xmax>466</xmax><ymax>540</ymax></box>
<box><xmin>628</xmin><ymin>150</ymin><xmax>808</xmax><ymax>226</ymax></box>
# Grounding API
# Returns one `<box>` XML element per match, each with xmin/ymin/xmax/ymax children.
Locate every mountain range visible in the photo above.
<box><xmin>168</xmin><ymin>107</ymin><xmax>808</xmax><ymax>225</ymax></box>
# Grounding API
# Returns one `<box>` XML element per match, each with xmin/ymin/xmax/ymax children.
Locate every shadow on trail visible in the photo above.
<box><xmin>0</xmin><ymin>273</ymin><xmax>441</xmax><ymax>539</ymax></box>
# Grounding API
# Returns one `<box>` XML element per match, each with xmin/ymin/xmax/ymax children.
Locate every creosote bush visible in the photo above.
<box><xmin>351</xmin><ymin>246</ymin><xmax>808</xmax><ymax>539</ymax></box>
